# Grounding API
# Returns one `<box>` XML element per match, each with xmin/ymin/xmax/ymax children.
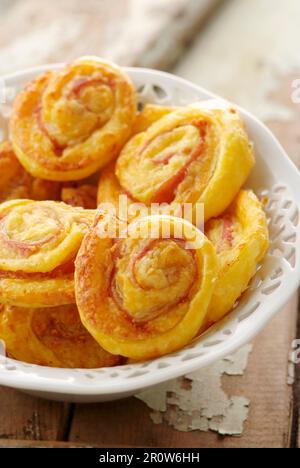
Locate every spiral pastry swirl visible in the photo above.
<box><xmin>0</xmin><ymin>141</ymin><xmax>60</xmax><ymax>202</ymax></box>
<box><xmin>109</xmin><ymin>103</ymin><xmax>255</xmax><ymax>222</ymax></box>
<box><xmin>0</xmin><ymin>304</ymin><xmax>121</xmax><ymax>368</ymax></box>
<box><xmin>10</xmin><ymin>57</ymin><xmax>137</xmax><ymax>181</ymax></box>
<box><xmin>75</xmin><ymin>213</ymin><xmax>217</xmax><ymax>360</ymax></box>
<box><xmin>204</xmin><ymin>190</ymin><xmax>269</xmax><ymax>327</ymax></box>
<box><xmin>0</xmin><ymin>200</ymin><xmax>96</xmax><ymax>307</ymax></box>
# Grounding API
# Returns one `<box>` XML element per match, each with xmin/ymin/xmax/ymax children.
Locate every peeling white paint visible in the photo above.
<box><xmin>136</xmin><ymin>345</ymin><xmax>252</xmax><ymax>436</ymax></box>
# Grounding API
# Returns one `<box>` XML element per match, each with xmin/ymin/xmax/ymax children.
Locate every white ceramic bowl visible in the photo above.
<box><xmin>0</xmin><ymin>64</ymin><xmax>300</xmax><ymax>403</ymax></box>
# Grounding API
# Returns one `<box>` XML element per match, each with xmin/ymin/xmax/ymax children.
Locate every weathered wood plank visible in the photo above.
<box><xmin>0</xmin><ymin>0</ymin><xmax>224</xmax><ymax>74</ymax></box>
<box><xmin>0</xmin><ymin>387</ymin><xmax>71</xmax><ymax>442</ymax></box>
<box><xmin>0</xmin><ymin>439</ymin><xmax>99</xmax><ymax>448</ymax></box>
<box><xmin>0</xmin><ymin>438</ymin><xmax>150</xmax><ymax>448</ymax></box>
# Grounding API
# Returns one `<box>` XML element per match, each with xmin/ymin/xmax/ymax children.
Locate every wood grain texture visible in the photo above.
<box><xmin>0</xmin><ymin>439</ymin><xmax>90</xmax><ymax>448</ymax></box>
<box><xmin>0</xmin><ymin>386</ymin><xmax>70</xmax><ymax>441</ymax></box>
<box><xmin>0</xmin><ymin>439</ymin><xmax>148</xmax><ymax>448</ymax></box>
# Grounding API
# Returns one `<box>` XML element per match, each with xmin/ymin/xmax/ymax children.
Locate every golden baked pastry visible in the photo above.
<box><xmin>0</xmin><ymin>141</ymin><xmax>60</xmax><ymax>202</ymax></box>
<box><xmin>0</xmin><ymin>303</ymin><xmax>121</xmax><ymax>368</ymax></box>
<box><xmin>75</xmin><ymin>213</ymin><xmax>217</xmax><ymax>360</ymax></box>
<box><xmin>133</xmin><ymin>104</ymin><xmax>177</xmax><ymax>135</ymax></box>
<box><xmin>61</xmin><ymin>184</ymin><xmax>97</xmax><ymax>209</ymax></box>
<box><xmin>204</xmin><ymin>190</ymin><xmax>269</xmax><ymax>326</ymax></box>
<box><xmin>114</xmin><ymin>104</ymin><xmax>255</xmax><ymax>222</ymax></box>
<box><xmin>10</xmin><ymin>56</ymin><xmax>137</xmax><ymax>181</ymax></box>
<box><xmin>0</xmin><ymin>200</ymin><xmax>96</xmax><ymax>307</ymax></box>
<box><xmin>97</xmin><ymin>105</ymin><xmax>177</xmax><ymax>207</ymax></box>
<box><xmin>97</xmin><ymin>163</ymin><xmax>124</xmax><ymax>207</ymax></box>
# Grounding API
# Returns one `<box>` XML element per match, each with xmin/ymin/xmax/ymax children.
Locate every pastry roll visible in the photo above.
<box><xmin>97</xmin><ymin>163</ymin><xmax>124</xmax><ymax>207</ymax></box>
<box><xmin>115</xmin><ymin>104</ymin><xmax>255</xmax><ymax>222</ymax></box>
<box><xmin>0</xmin><ymin>303</ymin><xmax>121</xmax><ymax>368</ymax></box>
<box><xmin>61</xmin><ymin>184</ymin><xmax>97</xmax><ymax>209</ymax></box>
<box><xmin>0</xmin><ymin>200</ymin><xmax>95</xmax><ymax>307</ymax></box>
<box><xmin>0</xmin><ymin>141</ymin><xmax>60</xmax><ymax>202</ymax></box>
<box><xmin>97</xmin><ymin>105</ymin><xmax>178</xmax><ymax>207</ymax></box>
<box><xmin>204</xmin><ymin>190</ymin><xmax>269</xmax><ymax>326</ymax></box>
<box><xmin>75</xmin><ymin>213</ymin><xmax>217</xmax><ymax>360</ymax></box>
<box><xmin>133</xmin><ymin>104</ymin><xmax>177</xmax><ymax>135</ymax></box>
<box><xmin>10</xmin><ymin>56</ymin><xmax>137</xmax><ymax>182</ymax></box>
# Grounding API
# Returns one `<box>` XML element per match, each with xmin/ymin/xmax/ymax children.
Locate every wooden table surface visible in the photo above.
<box><xmin>0</xmin><ymin>0</ymin><xmax>300</xmax><ymax>448</ymax></box>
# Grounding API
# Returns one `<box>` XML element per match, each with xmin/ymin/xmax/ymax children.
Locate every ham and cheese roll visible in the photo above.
<box><xmin>99</xmin><ymin>104</ymin><xmax>255</xmax><ymax>223</ymax></box>
<box><xmin>0</xmin><ymin>200</ymin><xmax>95</xmax><ymax>307</ymax></box>
<box><xmin>0</xmin><ymin>304</ymin><xmax>121</xmax><ymax>368</ymax></box>
<box><xmin>116</xmin><ymin>104</ymin><xmax>255</xmax><ymax>221</ymax></box>
<box><xmin>204</xmin><ymin>190</ymin><xmax>269</xmax><ymax>327</ymax></box>
<box><xmin>0</xmin><ymin>141</ymin><xmax>60</xmax><ymax>202</ymax></box>
<box><xmin>75</xmin><ymin>213</ymin><xmax>217</xmax><ymax>361</ymax></box>
<box><xmin>10</xmin><ymin>56</ymin><xmax>137</xmax><ymax>181</ymax></box>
